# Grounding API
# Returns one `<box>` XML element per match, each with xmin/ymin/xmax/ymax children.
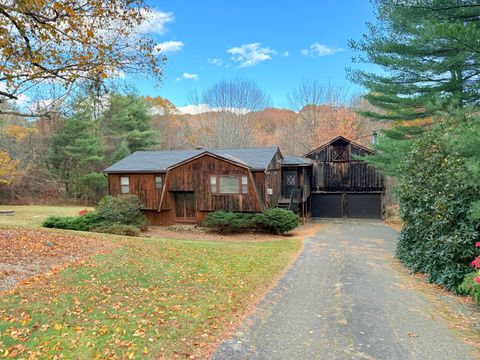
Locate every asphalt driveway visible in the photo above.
<box><xmin>213</xmin><ymin>220</ymin><xmax>479</xmax><ymax>360</ymax></box>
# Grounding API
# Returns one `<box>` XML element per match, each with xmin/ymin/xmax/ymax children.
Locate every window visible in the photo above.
<box><xmin>120</xmin><ymin>176</ymin><xmax>129</xmax><ymax>194</ymax></box>
<box><xmin>241</xmin><ymin>176</ymin><xmax>248</xmax><ymax>194</ymax></box>
<box><xmin>210</xmin><ymin>175</ymin><xmax>217</xmax><ymax>193</ymax></box>
<box><xmin>219</xmin><ymin>176</ymin><xmax>239</xmax><ymax>194</ymax></box>
<box><xmin>210</xmin><ymin>175</ymin><xmax>248</xmax><ymax>194</ymax></box>
<box><xmin>155</xmin><ymin>176</ymin><xmax>163</xmax><ymax>190</ymax></box>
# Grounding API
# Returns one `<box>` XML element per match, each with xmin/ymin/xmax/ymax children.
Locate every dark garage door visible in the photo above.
<box><xmin>311</xmin><ymin>194</ymin><xmax>342</xmax><ymax>218</ymax></box>
<box><xmin>311</xmin><ymin>193</ymin><xmax>382</xmax><ymax>219</ymax></box>
<box><xmin>347</xmin><ymin>193</ymin><xmax>381</xmax><ymax>219</ymax></box>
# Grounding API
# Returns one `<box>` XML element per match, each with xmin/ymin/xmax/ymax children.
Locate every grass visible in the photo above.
<box><xmin>0</xmin><ymin>206</ymin><xmax>302</xmax><ymax>359</ymax></box>
<box><xmin>0</xmin><ymin>205</ymin><xmax>92</xmax><ymax>228</ymax></box>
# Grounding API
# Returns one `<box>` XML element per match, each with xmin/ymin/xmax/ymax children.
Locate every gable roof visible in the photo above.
<box><xmin>303</xmin><ymin>135</ymin><xmax>373</xmax><ymax>157</ymax></box>
<box><xmin>166</xmin><ymin>151</ymin><xmax>250</xmax><ymax>170</ymax></box>
<box><xmin>104</xmin><ymin>147</ymin><xmax>279</xmax><ymax>173</ymax></box>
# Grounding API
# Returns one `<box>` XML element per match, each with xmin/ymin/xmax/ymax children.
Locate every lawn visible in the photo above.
<box><xmin>0</xmin><ymin>206</ymin><xmax>302</xmax><ymax>359</ymax></box>
<box><xmin>0</xmin><ymin>205</ymin><xmax>92</xmax><ymax>228</ymax></box>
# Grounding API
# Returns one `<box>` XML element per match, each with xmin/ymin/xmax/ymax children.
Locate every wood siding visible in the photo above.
<box><xmin>311</xmin><ymin>161</ymin><xmax>384</xmax><ymax>192</ymax></box>
<box><xmin>108</xmin><ymin>173</ymin><xmax>165</xmax><ymax>210</ymax></box>
<box><xmin>306</xmin><ymin>139</ymin><xmax>385</xmax><ymax>192</ymax></box>
<box><xmin>306</xmin><ymin>142</ymin><xmax>372</xmax><ymax>162</ymax></box>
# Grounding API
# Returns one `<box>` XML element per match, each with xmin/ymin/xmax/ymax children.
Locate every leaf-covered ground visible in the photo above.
<box><xmin>0</xmin><ymin>229</ymin><xmax>116</xmax><ymax>291</ymax></box>
<box><xmin>0</xmin><ymin>229</ymin><xmax>300</xmax><ymax>359</ymax></box>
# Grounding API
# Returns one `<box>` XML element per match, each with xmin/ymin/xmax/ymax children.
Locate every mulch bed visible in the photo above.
<box><xmin>0</xmin><ymin>229</ymin><xmax>116</xmax><ymax>292</ymax></box>
<box><xmin>144</xmin><ymin>222</ymin><xmax>320</xmax><ymax>243</ymax></box>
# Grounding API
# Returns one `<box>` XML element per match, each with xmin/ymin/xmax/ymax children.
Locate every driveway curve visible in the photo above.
<box><xmin>213</xmin><ymin>220</ymin><xmax>479</xmax><ymax>360</ymax></box>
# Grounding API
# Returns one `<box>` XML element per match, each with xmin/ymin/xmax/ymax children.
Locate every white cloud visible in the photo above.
<box><xmin>227</xmin><ymin>43</ymin><xmax>275</xmax><ymax>67</ymax></box>
<box><xmin>137</xmin><ymin>9</ymin><xmax>174</xmax><ymax>35</ymax></box>
<box><xmin>178</xmin><ymin>104</ymin><xmax>250</xmax><ymax>115</ymax></box>
<box><xmin>182</xmin><ymin>72</ymin><xmax>198</xmax><ymax>80</ymax></box>
<box><xmin>302</xmin><ymin>43</ymin><xmax>343</xmax><ymax>57</ymax></box>
<box><xmin>176</xmin><ymin>72</ymin><xmax>199</xmax><ymax>81</ymax></box>
<box><xmin>155</xmin><ymin>41</ymin><xmax>184</xmax><ymax>53</ymax></box>
<box><xmin>207</xmin><ymin>58</ymin><xmax>223</xmax><ymax>66</ymax></box>
<box><xmin>282</xmin><ymin>51</ymin><xmax>289</xmax><ymax>57</ymax></box>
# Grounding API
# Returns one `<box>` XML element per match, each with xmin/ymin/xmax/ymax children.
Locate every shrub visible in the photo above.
<box><xmin>43</xmin><ymin>212</ymin><xmax>102</xmax><ymax>231</ymax></box>
<box><xmin>203</xmin><ymin>209</ymin><xmax>299</xmax><ymax>235</ymax></box>
<box><xmin>203</xmin><ymin>211</ymin><xmax>258</xmax><ymax>233</ymax></box>
<box><xmin>92</xmin><ymin>224</ymin><xmax>140</xmax><ymax>237</ymax></box>
<box><xmin>256</xmin><ymin>208</ymin><xmax>299</xmax><ymax>234</ymax></box>
<box><xmin>96</xmin><ymin>194</ymin><xmax>147</xmax><ymax>230</ymax></box>
<box><xmin>395</xmin><ymin>125</ymin><xmax>480</xmax><ymax>292</ymax></box>
<box><xmin>459</xmin><ymin>272</ymin><xmax>480</xmax><ymax>304</ymax></box>
<box><xmin>458</xmin><ymin>242</ymin><xmax>480</xmax><ymax>303</ymax></box>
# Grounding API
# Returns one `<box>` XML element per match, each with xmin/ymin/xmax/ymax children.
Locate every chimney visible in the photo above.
<box><xmin>371</xmin><ymin>131</ymin><xmax>378</xmax><ymax>145</ymax></box>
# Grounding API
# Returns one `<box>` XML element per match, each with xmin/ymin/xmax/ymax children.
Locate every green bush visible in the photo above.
<box><xmin>91</xmin><ymin>224</ymin><xmax>140</xmax><ymax>237</ymax></box>
<box><xmin>203</xmin><ymin>209</ymin><xmax>299</xmax><ymax>235</ymax></box>
<box><xmin>43</xmin><ymin>212</ymin><xmax>102</xmax><ymax>231</ymax></box>
<box><xmin>96</xmin><ymin>194</ymin><xmax>147</xmax><ymax>230</ymax></box>
<box><xmin>202</xmin><ymin>211</ymin><xmax>258</xmax><ymax>233</ymax></box>
<box><xmin>459</xmin><ymin>271</ymin><xmax>480</xmax><ymax>304</ymax></box>
<box><xmin>395</xmin><ymin>126</ymin><xmax>480</xmax><ymax>292</ymax></box>
<box><xmin>43</xmin><ymin>195</ymin><xmax>147</xmax><ymax>235</ymax></box>
<box><xmin>257</xmin><ymin>208</ymin><xmax>299</xmax><ymax>234</ymax></box>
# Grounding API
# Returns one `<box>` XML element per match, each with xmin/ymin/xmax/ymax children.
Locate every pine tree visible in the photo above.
<box><xmin>349</xmin><ymin>0</ymin><xmax>480</xmax><ymax>120</ymax></box>
<box><xmin>100</xmin><ymin>93</ymin><xmax>157</xmax><ymax>155</ymax></box>
<box><xmin>47</xmin><ymin>101</ymin><xmax>104</xmax><ymax>201</ymax></box>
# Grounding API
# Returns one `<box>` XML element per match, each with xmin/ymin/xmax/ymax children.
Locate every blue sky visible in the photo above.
<box><xmin>131</xmin><ymin>0</ymin><xmax>377</xmax><ymax>110</ymax></box>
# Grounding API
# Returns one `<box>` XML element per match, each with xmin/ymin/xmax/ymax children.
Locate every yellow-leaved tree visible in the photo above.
<box><xmin>0</xmin><ymin>151</ymin><xmax>18</xmax><ymax>184</ymax></box>
<box><xmin>0</xmin><ymin>0</ymin><xmax>165</xmax><ymax>116</ymax></box>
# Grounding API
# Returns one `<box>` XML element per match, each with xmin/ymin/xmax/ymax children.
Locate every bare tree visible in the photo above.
<box><xmin>282</xmin><ymin>79</ymin><xmax>357</xmax><ymax>154</ymax></box>
<box><xmin>188</xmin><ymin>79</ymin><xmax>270</xmax><ymax>148</ymax></box>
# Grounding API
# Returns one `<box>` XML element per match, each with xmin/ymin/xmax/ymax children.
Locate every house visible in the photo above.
<box><xmin>104</xmin><ymin>136</ymin><xmax>385</xmax><ymax>225</ymax></box>
<box><xmin>105</xmin><ymin>147</ymin><xmax>296</xmax><ymax>225</ymax></box>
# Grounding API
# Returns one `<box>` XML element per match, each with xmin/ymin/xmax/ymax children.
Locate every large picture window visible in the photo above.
<box><xmin>120</xmin><ymin>176</ymin><xmax>130</xmax><ymax>194</ymax></box>
<box><xmin>210</xmin><ymin>175</ymin><xmax>248</xmax><ymax>194</ymax></box>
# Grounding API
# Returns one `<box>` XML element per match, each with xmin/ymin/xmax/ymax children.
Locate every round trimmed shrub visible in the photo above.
<box><xmin>96</xmin><ymin>194</ymin><xmax>147</xmax><ymax>230</ymax></box>
<box><xmin>256</xmin><ymin>208</ymin><xmax>299</xmax><ymax>235</ymax></box>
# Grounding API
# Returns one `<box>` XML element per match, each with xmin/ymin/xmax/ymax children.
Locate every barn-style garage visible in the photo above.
<box><xmin>304</xmin><ymin>136</ymin><xmax>385</xmax><ymax>219</ymax></box>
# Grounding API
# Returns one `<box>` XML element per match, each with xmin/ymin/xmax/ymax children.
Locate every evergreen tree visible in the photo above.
<box><xmin>100</xmin><ymin>93</ymin><xmax>157</xmax><ymax>156</ymax></box>
<box><xmin>47</xmin><ymin>101</ymin><xmax>105</xmax><ymax>202</ymax></box>
<box><xmin>349</xmin><ymin>0</ymin><xmax>480</xmax><ymax>120</ymax></box>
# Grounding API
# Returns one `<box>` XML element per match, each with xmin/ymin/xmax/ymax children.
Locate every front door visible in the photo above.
<box><xmin>173</xmin><ymin>192</ymin><xmax>196</xmax><ymax>222</ymax></box>
<box><xmin>283</xmin><ymin>171</ymin><xmax>298</xmax><ymax>199</ymax></box>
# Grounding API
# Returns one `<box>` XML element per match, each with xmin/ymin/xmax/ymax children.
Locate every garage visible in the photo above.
<box><xmin>311</xmin><ymin>192</ymin><xmax>382</xmax><ymax>219</ymax></box>
<box><xmin>346</xmin><ymin>193</ymin><xmax>382</xmax><ymax>219</ymax></box>
<box><xmin>311</xmin><ymin>193</ymin><xmax>342</xmax><ymax>218</ymax></box>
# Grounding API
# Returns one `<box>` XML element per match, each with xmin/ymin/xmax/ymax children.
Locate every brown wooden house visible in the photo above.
<box><xmin>304</xmin><ymin>136</ymin><xmax>385</xmax><ymax>219</ymax></box>
<box><xmin>105</xmin><ymin>136</ymin><xmax>385</xmax><ymax>225</ymax></box>
<box><xmin>105</xmin><ymin>147</ymin><xmax>286</xmax><ymax>225</ymax></box>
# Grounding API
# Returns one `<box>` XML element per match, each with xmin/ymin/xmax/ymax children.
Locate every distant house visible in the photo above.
<box><xmin>104</xmin><ymin>136</ymin><xmax>385</xmax><ymax>225</ymax></box>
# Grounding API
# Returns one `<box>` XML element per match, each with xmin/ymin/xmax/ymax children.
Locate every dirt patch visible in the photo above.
<box><xmin>384</xmin><ymin>219</ymin><xmax>403</xmax><ymax>232</ymax></box>
<box><xmin>145</xmin><ymin>222</ymin><xmax>321</xmax><ymax>243</ymax></box>
<box><xmin>0</xmin><ymin>229</ymin><xmax>116</xmax><ymax>292</ymax></box>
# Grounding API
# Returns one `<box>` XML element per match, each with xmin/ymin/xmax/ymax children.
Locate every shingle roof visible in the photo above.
<box><xmin>104</xmin><ymin>147</ymin><xmax>279</xmax><ymax>173</ymax></box>
<box><xmin>281</xmin><ymin>156</ymin><xmax>313</xmax><ymax>166</ymax></box>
